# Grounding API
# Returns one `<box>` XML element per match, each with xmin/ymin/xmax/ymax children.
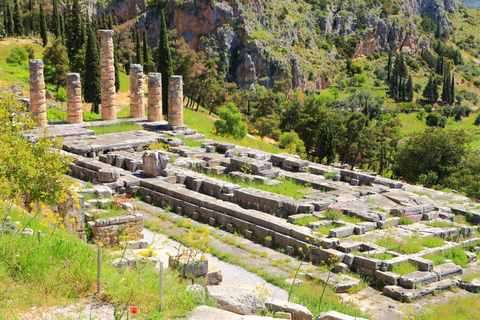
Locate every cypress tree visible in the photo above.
<box><xmin>5</xmin><ymin>4</ymin><xmax>14</xmax><ymax>37</ymax></box>
<box><xmin>134</xmin><ymin>27</ymin><xmax>142</xmax><ymax>65</ymax></box>
<box><xmin>406</xmin><ymin>76</ymin><xmax>413</xmax><ymax>102</ymax></box>
<box><xmin>451</xmin><ymin>75</ymin><xmax>455</xmax><ymax>105</ymax></box>
<box><xmin>143</xmin><ymin>28</ymin><xmax>150</xmax><ymax>74</ymax></box>
<box><xmin>84</xmin><ymin>24</ymin><xmax>102</xmax><ymax>114</ymax></box>
<box><xmin>389</xmin><ymin>53</ymin><xmax>408</xmax><ymax>101</ymax></box>
<box><xmin>157</xmin><ymin>10</ymin><xmax>173</xmax><ymax>118</ymax></box>
<box><xmin>13</xmin><ymin>0</ymin><xmax>24</xmax><ymax>36</ymax></box>
<box><xmin>387</xmin><ymin>50</ymin><xmax>393</xmax><ymax>83</ymax></box>
<box><xmin>423</xmin><ymin>76</ymin><xmax>439</xmax><ymax>104</ymax></box>
<box><xmin>51</xmin><ymin>0</ymin><xmax>60</xmax><ymax>38</ymax></box>
<box><xmin>39</xmin><ymin>2</ymin><xmax>48</xmax><ymax>47</ymax></box>
<box><xmin>435</xmin><ymin>24</ymin><xmax>441</xmax><ymax>39</ymax></box>
<box><xmin>442</xmin><ymin>63</ymin><xmax>451</xmax><ymax>104</ymax></box>
<box><xmin>65</xmin><ymin>0</ymin><xmax>84</xmax><ymax>66</ymax></box>
<box><xmin>59</xmin><ymin>12</ymin><xmax>65</xmax><ymax>44</ymax></box>
<box><xmin>114</xmin><ymin>47</ymin><xmax>120</xmax><ymax>92</ymax></box>
<box><xmin>108</xmin><ymin>14</ymin><xmax>114</xmax><ymax>29</ymax></box>
<box><xmin>124</xmin><ymin>54</ymin><xmax>131</xmax><ymax>75</ymax></box>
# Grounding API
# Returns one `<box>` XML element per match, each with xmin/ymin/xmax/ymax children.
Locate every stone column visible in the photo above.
<box><xmin>29</xmin><ymin>59</ymin><xmax>47</xmax><ymax>127</ymax></box>
<box><xmin>66</xmin><ymin>73</ymin><xmax>83</xmax><ymax>123</ymax></box>
<box><xmin>147</xmin><ymin>73</ymin><xmax>162</xmax><ymax>122</ymax></box>
<box><xmin>130</xmin><ymin>64</ymin><xmax>144</xmax><ymax>118</ymax></box>
<box><xmin>98</xmin><ymin>30</ymin><xmax>116</xmax><ymax>120</ymax></box>
<box><xmin>168</xmin><ymin>75</ymin><xmax>183</xmax><ymax>126</ymax></box>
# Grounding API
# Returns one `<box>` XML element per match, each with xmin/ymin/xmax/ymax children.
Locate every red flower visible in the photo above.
<box><xmin>130</xmin><ymin>307</ymin><xmax>138</xmax><ymax>313</ymax></box>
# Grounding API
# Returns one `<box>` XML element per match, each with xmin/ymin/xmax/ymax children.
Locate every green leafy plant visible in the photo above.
<box><xmin>324</xmin><ymin>206</ymin><xmax>344</xmax><ymax>221</ymax></box>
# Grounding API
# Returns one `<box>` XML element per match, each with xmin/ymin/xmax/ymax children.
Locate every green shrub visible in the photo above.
<box><xmin>445</xmin><ymin>247</ymin><xmax>469</xmax><ymax>267</ymax></box>
<box><xmin>324</xmin><ymin>171</ymin><xmax>338</xmax><ymax>180</ymax></box>
<box><xmin>420</xmin><ymin>237</ymin><xmax>445</xmax><ymax>248</ymax></box>
<box><xmin>54</xmin><ymin>87</ymin><xmax>67</xmax><ymax>102</ymax></box>
<box><xmin>324</xmin><ymin>206</ymin><xmax>344</xmax><ymax>220</ymax></box>
<box><xmin>392</xmin><ymin>261</ymin><xmax>417</xmax><ymax>275</ymax></box>
<box><xmin>5</xmin><ymin>46</ymin><xmax>28</xmax><ymax>65</ymax></box>
<box><xmin>293</xmin><ymin>215</ymin><xmax>320</xmax><ymax>227</ymax></box>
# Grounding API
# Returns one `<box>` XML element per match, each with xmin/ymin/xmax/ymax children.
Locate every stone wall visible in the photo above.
<box><xmin>87</xmin><ymin>213</ymin><xmax>144</xmax><ymax>246</ymax></box>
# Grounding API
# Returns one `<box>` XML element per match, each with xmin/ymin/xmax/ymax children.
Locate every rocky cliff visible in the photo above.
<box><xmin>106</xmin><ymin>0</ymin><xmax>466</xmax><ymax>91</ymax></box>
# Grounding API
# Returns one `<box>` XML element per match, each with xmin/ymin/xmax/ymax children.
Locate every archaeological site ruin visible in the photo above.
<box><xmin>16</xmin><ymin>29</ymin><xmax>480</xmax><ymax>319</ymax></box>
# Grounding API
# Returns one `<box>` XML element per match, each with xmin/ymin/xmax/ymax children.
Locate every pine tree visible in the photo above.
<box><xmin>423</xmin><ymin>76</ymin><xmax>439</xmax><ymax>104</ymax></box>
<box><xmin>51</xmin><ymin>0</ymin><xmax>60</xmax><ymax>38</ymax></box>
<box><xmin>134</xmin><ymin>27</ymin><xmax>142</xmax><ymax>65</ymax></box>
<box><xmin>157</xmin><ymin>10</ymin><xmax>173</xmax><ymax>118</ymax></box>
<box><xmin>143</xmin><ymin>28</ymin><xmax>150</xmax><ymax>74</ymax></box>
<box><xmin>13</xmin><ymin>0</ymin><xmax>24</xmax><ymax>36</ymax></box>
<box><xmin>84</xmin><ymin>24</ymin><xmax>102</xmax><ymax>114</ymax></box>
<box><xmin>39</xmin><ymin>2</ymin><xmax>48</xmax><ymax>47</ymax></box>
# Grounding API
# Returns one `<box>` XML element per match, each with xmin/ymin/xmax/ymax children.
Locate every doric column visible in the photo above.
<box><xmin>130</xmin><ymin>64</ymin><xmax>144</xmax><ymax>118</ymax></box>
<box><xmin>147</xmin><ymin>73</ymin><xmax>162</xmax><ymax>122</ymax></box>
<box><xmin>98</xmin><ymin>30</ymin><xmax>116</xmax><ymax>120</ymax></box>
<box><xmin>168</xmin><ymin>75</ymin><xmax>183</xmax><ymax>126</ymax></box>
<box><xmin>67</xmin><ymin>73</ymin><xmax>83</xmax><ymax>123</ymax></box>
<box><xmin>29</xmin><ymin>59</ymin><xmax>47</xmax><ymax>127</ymax></box>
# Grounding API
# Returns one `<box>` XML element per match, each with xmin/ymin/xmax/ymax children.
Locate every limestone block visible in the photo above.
<box><xmin>98</xmin><ymin>30</ymin><xmax>116</xmax><ymax>120</ymax></box>
<box><xmin>130</xmin><ymin>64</ymin><xmax>144</xmax><ymax>118</ymax></box>
<box><xmin>207</xmin><ymin>286</ymin><xmax>264</xmax><ymax>315</ymax></box>
<box><xmin>97</xmin><ymin>168</ymin><xmax>121</xmax><ymax>182</ymax></box>
<box><xmin>29</xmin><ymin>59</ymin><xmax>47</xmax><ymax>127</ymax></box>
<box><xmin>205</xmin><ymin>266</ymin><xmax>223</xmax><ymax>285</ymax></box>
<box><xmin>142</xmin><ymin>151</ymin><xmax>170</xmax><ymax>176</ymax></box>
<box><xmin>266</xmin><ymin>299</ymin><xmax>313</xmax><ymax>320</ymax></box>
<box><xmin>316</xmin><ymin>311</ymin><xmax>368</xmax><ymax>320</ymax></box>
<box><xmin>168</xmin><ymin>75</ymin><xmax>183</xmax><ymax>126</ymax></box>
<box><xmin>66</xmin><ymin>73</ymin><xmax>82</xmax><ymax>123</ymax></box>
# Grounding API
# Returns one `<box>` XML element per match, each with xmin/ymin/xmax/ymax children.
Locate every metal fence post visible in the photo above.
<box><xmin>97</xmin><ymin>245</ymin><xmax>102</xmax><ymax>294</ymax></box>
<box><xmin>159</xmin><ymin>261</ymin><xmax>164</xmax><ymax>312</ymax></box>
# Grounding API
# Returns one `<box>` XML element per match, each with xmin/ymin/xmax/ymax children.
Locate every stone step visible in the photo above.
<box><xmin>383</xmin><ymin>279</ymin><xmax>460</xmax><ymax>302</ymax></box>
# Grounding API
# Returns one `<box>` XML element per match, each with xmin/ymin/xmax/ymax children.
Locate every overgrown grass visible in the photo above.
<box><xmin>367</xmin><ymin>252</ymin><xmax>394</xmax><ymax>261</ymax></box>
<box><xmin>87</xmin><ymin>122</ymin><xmax>142</xmax><ymax>135</ymax></box>
<box><xmin>376</xmin><ymin>235</ymin><xmax>444</xmax><ymax>254</ymax></box>
<box><xmin>392</xmin><ymin>261</ymin><xmax>418</xmax><ymax>275</ymax></box>
<box><xmin>194</xmin><ymin>168</ymin><xmax>315</xmax><ymax>200</ymax></box>
<box><xmin>47</xmin><ymin>108</ymin><xmax>101</xmax><ymax>123</ymax></box>
<box><xmin>0</xmin><ymin>205</ymin><xmax>204</xmax><ymax>319</ymax></box>
<box><xmin>317</xmin><ymin>223</ymin><xmax>346</xmax><ymax>235</ymax></box>
<box><xmin>419</xmin><ymin>295</ymin><xmax>480</xmax><ymax>319</ymax></box>
<box><xmin>462</xmin><ymin>271</ymin><xmax>480</xmax><ymax>283</ymax></box>
<box><xmin>183</xmin><ymin>108</ymin><xmax>282</xmax><ymax>154</ymax></box>
<box><xmin>422</xmin><ymin>252</ymin><xmax>446</xmax><ymax>266</ymax></box>
<box><xmin>445</xmin><ymin>246</ymin><xmax>470</xmax><ymax>267</ymax></box>
<box><xmin>342</xmin><ymin>216</ymin><xmax>363</xmax><ymax>224</ymax></box>
<box><xmin>293</xmin><ymin>216</ymin><xmax>320</xmax><ymax>227</ymax></box>
<box><xmin>420</xmin><ymin>237</ymin><xmax>445</xmax><ymax>248</ymax></box>
<box><xmin>425</xmin><ymin>219</ymin><xmax>456</xmax><ymax>228</ymax></box>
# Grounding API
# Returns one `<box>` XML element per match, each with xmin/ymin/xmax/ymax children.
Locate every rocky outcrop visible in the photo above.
<box><xmin>105</xmin><ymin>0</ymin><xmax>461</xmax><ymax>91</ymax></box>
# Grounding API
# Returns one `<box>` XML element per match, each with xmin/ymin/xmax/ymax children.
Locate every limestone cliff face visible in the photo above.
<box><xmin>106</xmin><ymin>0</ymin><xmax>463</xmax><ymax>91</ymax></box>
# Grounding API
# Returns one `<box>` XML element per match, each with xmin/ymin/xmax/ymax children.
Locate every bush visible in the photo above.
<box><xmin>54</xmin><ymin>87</ymin><xmax>67</xmax><ymax>102</ymax></box>
<box><xmin>5</xmin><ymin>46</ymin><xmax>29</xmax><ymax>65</ymax></box>
<box><xmin>279</xmin><ymin>131</ymin><xmax>305</xmax><ymax>155</ymax></box>
<box><xmin>213</xmin><ymin>102</ymin><xmax>248</xmax><ymax>139</ymax></box>
<box><xmin>324</xmin><ymin>206</ymin><xmax>343</xmax><ymax>220</ymax></box>
<box><xmin>474</xmin><ymin>113</ymin><xmax>480</xmax><ymax>126</ymax></box>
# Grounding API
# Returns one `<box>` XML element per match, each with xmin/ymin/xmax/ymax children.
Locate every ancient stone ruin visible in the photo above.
<box><xmin>129</xmin><ymin>64</ymin><xmax>144</xmax><ymax>118</ymax></box>
<box><xmin>147</xmin><ymin>73</ymin><xmax>162</xmax><ymax>122</ymax></box>
<box><xmin>29</xmin><ymin>59</ymin><xmax>47</xmax><ymax>127</ymax></box>
<box><xmin>168</xmin><ymin>75</ymin><xmax>183</xmax><ymax>127</ymax></box>
<box><xmin>67</xmin><ymin>73</ymin><xmax>83</xmax><ymax>124</ymax></box>
<box><xmin>98</xmin><ymin>30</ymin><xmax>117</xmax><ymax>121</ymax></box>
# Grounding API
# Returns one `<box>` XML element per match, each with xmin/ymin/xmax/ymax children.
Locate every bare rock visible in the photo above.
<box><xmin>207</xmin><ymin>286</ymin><xmax>264</xmax><ymax>315</ymax></box>
<box><xmin>266</xmin><ymin>299</ymin><xmax>312</xmax><ymax>320</ymax></box>
<box><xmin>97</xmin><ymin>168</ymin><xmax>120</xmax><ymax>182</ymax></box>
<box><xmin>316</xmin><ymin>310</ymin><xmax>369</xmax><ymax>320</ymax></box>
<box><xmin>205</xmin><ymin>266</ymin><xmax>223</xmax><ymax>286</ymax></box>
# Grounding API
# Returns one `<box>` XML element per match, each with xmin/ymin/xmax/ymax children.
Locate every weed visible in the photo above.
<box><xmin>422</xmin><ymin>252</ymin><xmax>446</xmax><ymax>265</ymax></box>
<box><xmin>324</xmin><ymin>206</ymin><xmax>344</xmax><ymax>221</ymax></box>
<box><xmin>420</xmin><ymin>237</ymin><xmax>445</xmax><ymax>248</ymax></box>
<box><xmin>342</xmin><ymin>216</ymin><xmax>363</xmax><ymax>224</ymax></box>
<box><xmin>425</xmin><ymin>219</ymin><xmax>456</xmax><ymax>228</ymax></box>
<box><xmin>445</xmin><ymin>246</ymin><xmax>470</xmax><ymax>267</ymax></box>
<box><xmin>462</xmin><ymin>271</ymin><xmax>480</xmax><ymax>283</ymax></box>
<box><xmin>317</xmin><ymin>223</ymin><xmax>346</xmax><ymax>235</ymax></box>
<box><xmin>293</xmin><ymin>216</ymin><xmax>320</xmax><ymax>227</ymax></box>
<box><xmin>323</xmin><ymin>171</ymin><xmax>339</xmax><ymax>180</ymax></box>
<box><xmin>392</xmin><ymin>261</ymin><xmax>418</xmax><ymax>275</ymax></box>
<box><xmin>86</xmin><ymin>122</ymin><xmax>142</xmax><ymax>135</ymax></box>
